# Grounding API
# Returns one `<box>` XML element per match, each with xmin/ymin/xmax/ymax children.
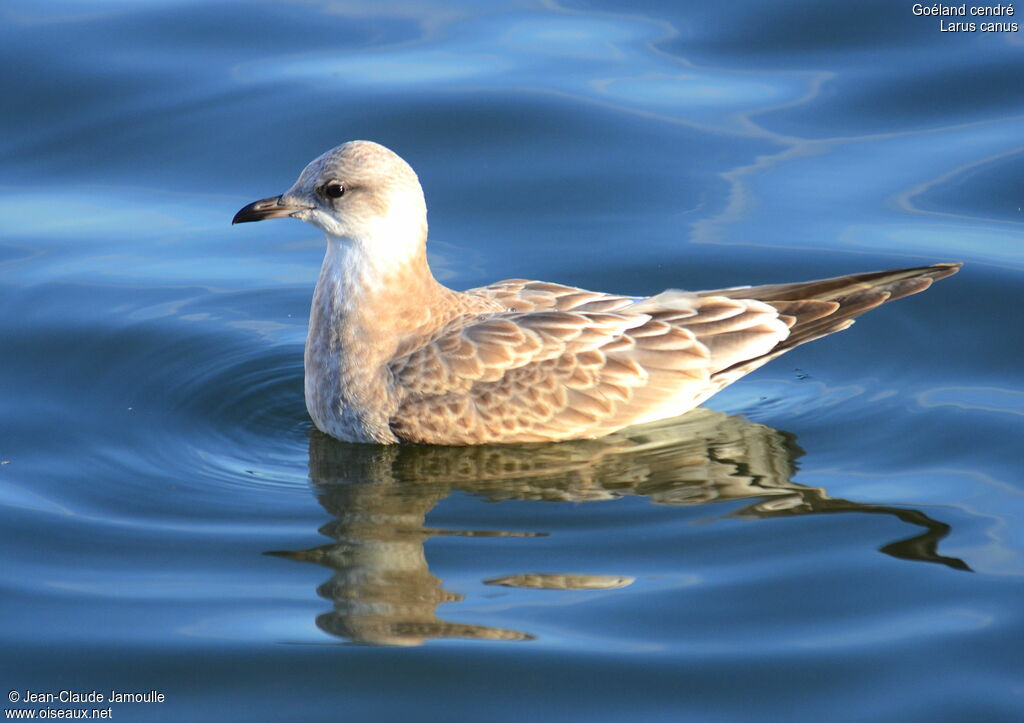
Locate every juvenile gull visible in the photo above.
<box><xmin>232</xmin><ymin>140</ymin><xmax>961</xmax><ymax>445</ymax></box>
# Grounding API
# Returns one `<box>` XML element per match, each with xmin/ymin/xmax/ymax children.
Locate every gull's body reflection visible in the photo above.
<box><xmin>269</xmin><ymin>408</ymin><xmax>968</xmax><ymax>646</ymax></box>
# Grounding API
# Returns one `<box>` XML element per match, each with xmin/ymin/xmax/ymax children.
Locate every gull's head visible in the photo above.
<box><xmin>232</xmin><ymin>140</ymin><xmax>428</xmax><ymax>249</ymax></box>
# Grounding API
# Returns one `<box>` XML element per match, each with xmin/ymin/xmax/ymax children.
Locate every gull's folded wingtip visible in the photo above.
<box><xmin>929</xmin><ymin>262</ymin><xmax>964</xmax><ymax>281</ymax></box>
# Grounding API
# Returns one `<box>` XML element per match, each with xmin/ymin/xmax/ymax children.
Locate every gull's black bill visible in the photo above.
<box><xmin>232</xmin><ymin>195</ymin><xmax>294</xmax><ymax>224</ymax></box>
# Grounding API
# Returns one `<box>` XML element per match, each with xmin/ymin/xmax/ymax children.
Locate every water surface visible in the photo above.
<box><xmin>2</xmin><ymin>1</ymin><xmax>1022</xmax><ymax>720</ymax></box>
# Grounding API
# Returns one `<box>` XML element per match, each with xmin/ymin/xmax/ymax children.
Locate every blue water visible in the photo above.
<box><xmin>2</xmin><ymin>1</ymin><xmax>1023</xmax><ymax>720</ymax></box>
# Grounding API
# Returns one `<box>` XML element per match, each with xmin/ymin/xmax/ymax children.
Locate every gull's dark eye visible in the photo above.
<box><xmin>323</xmin><ymin>182</ymin><xmax>345</xmax><ymax>199</ymax></box>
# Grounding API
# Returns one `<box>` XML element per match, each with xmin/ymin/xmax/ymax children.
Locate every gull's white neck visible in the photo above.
<box><xmin>318</xmin><ymin>232</ymin><xmax>407</xmax><ymax>300</ymax></box>
<box><xmin>312</xmin><ymin>223</ymin><xmax>441</xmax><ymax>319</ymax></box>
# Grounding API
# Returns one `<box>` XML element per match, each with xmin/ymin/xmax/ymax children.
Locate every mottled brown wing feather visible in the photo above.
<box><xmin>467</xmin><ymin>279</ymin><xmax>637</xmax><ymax>313</ymax></box>
<box><xmin>389</xmin><ymin>292</ymin><xmax>790</xmax><ymax>444</ymax></box>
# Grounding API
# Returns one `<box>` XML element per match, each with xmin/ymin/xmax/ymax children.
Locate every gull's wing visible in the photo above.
<box><xmin>389</xmin><ymin>263</ymin><xmax>961</xmax><ymax>445</ymax></box>
<box><xmin>388</xmin><ymin>292</ymin><xmax>791</xmax><ymax>444</ymax></box>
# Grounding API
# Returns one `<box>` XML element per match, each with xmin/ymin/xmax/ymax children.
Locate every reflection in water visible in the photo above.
<box><xmin>484</xmin><ymin>573</ymin><xmax>635</xmax><ymax>590</ymax></box>
<box><xmin>269</xmin><ymin>409</ymin><xmax>968</xmax><ymax>646</ymax></box>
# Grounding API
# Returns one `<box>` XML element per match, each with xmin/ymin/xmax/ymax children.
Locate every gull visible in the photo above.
<box><xmin>233</xmin><ymin>140</ymin><xmax>961</xmax><ymax>445</ymax></box>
